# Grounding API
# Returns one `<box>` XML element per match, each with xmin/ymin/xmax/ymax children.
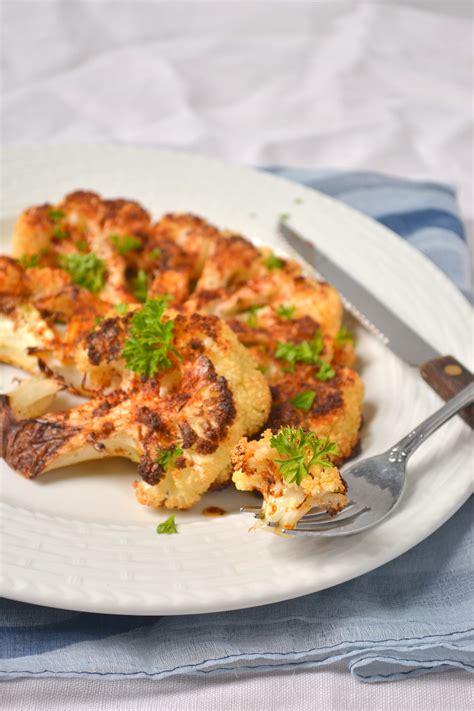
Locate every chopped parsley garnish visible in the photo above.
<box><xmin>94</xmin><ymin>315</ymin><xmax>104</xmax><ymax>327</ymax></box>
<box><xmin>155</xmin><ymin>444</ymin><xmax>183</xmax><ymax>473</ymax></box>
<box><xmin>246</xmin><ymin>305</ymin><xmax>263</xmax><ymax>328</ymax></box>
<box><xmin>52</xmin><ymin>226</ymin><xmax>68</xmax><ymax>240</ymax></box>
<box><xmin>265</xmin><ymin>253</ymin><xmax>285</xmax><ymax>271</ymax></box>
<box><xmin>48</xmin><ymin>208</ymin><xmax>65</xmax><ymax>223</ymax></box>
<box><xmin>149</xmin><ymin>248</ymin><xmax>162</xmax><ymax>259</ymax></box>
<box><xmin>115</xmin><ymin>303</ymin><xmax>129</xmax><ymax>315</ymax></box>
<box><xmin>279</xmin><ymin>212</ymin><xmax>290</xmax><ymax>223</ymax></box>
<box><xmin>270</xmin><ymin>426</ymin><xmax>338</xmax><ymax>485</ymax></box>
<box><xmin>110</xmin><ymin>233</ymin><xmax>142</xmax><ymax>256</ymax></box>
<box><xmin>257</xmin><ymin>364</ymin><xmax>268</xmax><ymax>375</ymax></box>
<box><xmin>276</xmin><ymin>304</ymin><xmax>295</xmax><ymax>320</ymax></box>
<box><xmin>156</xmin><ymin>514</ymin><xmax>178</xmax><ymax>535</ymax></box>
<box><xmin>133</xmin><ymin>269</ymin><xmax>148</xmax><ymax>303</ymax></box>
<box><xmin>75</xmin><ymin>239</ymin><xmax>88</xmax><ymax>252</ymax></box>
<box><xmin>121</xmin><ymin>297</ymin><xmax>176</xmax><ymax>378</ymax></box>
<box><xmin>290</xmin><ymin>390</ymin><xmax>316</xmax><ymax>412</ymax></box>
<box><xmin>275</xmin><ymin>330</ymin><xmax>323</xmax><ymax>371</ymax></box>
<box><xmin>59</xmin><ymin>252</ymin><xmax>105</xmax><ymax>293</ymax></box>
<box><xmin>20</xmin><ymin>253</ymin><xmax>40</xmax><ymax>269</ymax></box>
<box><xmin>335</xmin><ymin>326</ymin><xmax>354</xmax><ymax>345</ymax></box>
<box><xmin>315</xmin><ymin>361</ymin><xmax>336</xmax><ymax>381</ymax></box>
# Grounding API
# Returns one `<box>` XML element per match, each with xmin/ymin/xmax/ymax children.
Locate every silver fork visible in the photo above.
<box><xmin>242</xmin><ymin>383</ymin><xmax>474</xmax><ymax>537</ymax></box>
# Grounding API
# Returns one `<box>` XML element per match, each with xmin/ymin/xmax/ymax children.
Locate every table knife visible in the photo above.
<box><xmin>279</xmin><ymin>222</ymin><xmax>473</xmax><ymax>428</ymax></box>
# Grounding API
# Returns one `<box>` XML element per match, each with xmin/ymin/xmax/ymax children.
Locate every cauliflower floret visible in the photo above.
<box><xmin>0</xmin><ymin>304</ymin><xmax>58</xmax><ymax>374</ymax></box>
<box><xmin>232</xmin><ymin>428</ymin><xmax>348</xmax><ymax>531</ymax></box>
<box><xmin>1</xmin><ymin>311</ymin><xmax>271</xmax><ymax>510</ymax></box>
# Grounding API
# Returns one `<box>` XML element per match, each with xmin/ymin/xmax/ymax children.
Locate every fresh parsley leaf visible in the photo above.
<box><xmin>115</xmin><ymin>303</ymin><xmax>129</xmax><ymax>315</ymax></box>
<box><xmin>275</xmin><ymin>330</ymin><xmax>323</xmax><ymax>370</ymax></box>
<box><xmin>246</xmin><ymin>305</ymin><xmax>263</xmax><ymax>328</ymax></box>
<box><xmin>270</xmin><ymin>426</ymin><xmax>338</xmax><ymax>485</ymax></box>
<box><xmin>110</xmin><ymin>233</ymin><xmax>142</xmax><ymax>256</ymax></box>
<box><xmin>52</xmin><ymin>226</ymin><xmax>68</xmax><ymax>240</ymax></box>
<box><xmin>315</xmin><ymin>361</ymin><xmax>336</xmax><ymax>381</ymax></box>
<box><xmin>133</xmin><ymin>269</ymin><xmax>148</xmax><ymax>303</ymax></box>
<box><xmin>20</xmin><ymin>253</ymin><xmax>39</xmax><ymax>269</ymax></box>
<box><xmin>121</xmin><ymin>297</ymin><xmax>176</xmax><ymax>378</ymax></box>
<box><xmin>279</xmin><ymin>212</ymin><xmax>290</xmax><ymax>223</ymax></box>
<box><xmin>276</xmin><ymin>304</ymin><xmax>295</xmax><ymax>320</ymax></box>
<box><xmin>94</xmin><ymin>315</ymin><xmax>104</xmax><ymax>327</ymax></box>
<box><xmin>156</xmin><ymin>514</ymin><xmax>178</xmax><ymax>535</ymax></box>
<box><xmin>155</xmin><ymin>444</ymin><xmax>183</xmax><ymax>473</ymax></box>
<box><xmin>149</xmin><ymin>247</ymin><xmax>162</xmax><ymax>259</ymax></box>
<box><xmin>48</xmin><ymin>208</ymin><xmax>65</xmax><ymax>223</ymax></box>
<box><xmin>265</xmin><ymin>253</ymin><xmax>285</xmax><ymax>271</ymax></box>
<box><xmin>290</xmin><ymin>390</ymin><xmax>316</xmax><ymax>412</ymax></box>
<box><xmin>335</xmin><ymin>326</ymin><xmax>354</xmax><ymax>345</ymax></box>
<box><xmin>75</xmin><ymin>239</ymin><xmax>88</xmax><ymax>252</ymax></box>
<box><xmin>59</xmin><ymin>252</ymin><xmax>105</xmax><ymax>293</ymax></box>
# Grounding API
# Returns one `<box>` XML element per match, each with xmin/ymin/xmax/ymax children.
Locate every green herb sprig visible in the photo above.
<box><xmin>110</xmin><ymin>233</ymin><xmax>142</xmax><ymax>256</ymax></box>
<box><xmin>48</xmin><ymin>209</ymin><xmax>65</xmax><ymax>223</ymax></box>
<box><xmin>275</xmin><ymin>330</ymin><xmax>323</xmax><ymax>371</ymax></box>
<box><xmin>276</xmin><ymin>304</ymin><xmax>295</xmax><ymax>320</ymax></box>
<box><xmin>59</xmin><ymin>252</ymin><xmax>105</xmax><ymax>293</ymax></box>
<box><xmin>290</xmin><ymin>390</ymin><xmax>316</xmax><ymax>413</ymax></box>
<box><xmin>20</xmin><ymin>254</ymin><xmax>40</xmax><ymax>269</ymax></box>
<box><xmin>265</xmin><ymin>253</ymin><xmax>285</xmax><ymax>271</ymax></box>
<box><xmin>156</xmin><ymin>514</ymin><xmax>178</xmax><ymax>535</ymax></box>
<box><xmin>52</xmin><ymin>226</ymin><xmax>68</xmax><ymax>241</ymax></box>
<box><xmin>335</xmin><ymin>326</ymin><xmax>354</xmax><ymax>345</ymax></box>
<box><xmin>270</xmin><ymin>426</ymin><xmax>338</xmax><ymax>485</ymax></box>
<box><xmin>315</xmin><ymin>362</ymin><xmax>336</xmax><ymax>381</ymax></box>
<box><xmin>121</xmin><ymin>297</ymin><xmax>176</xmax><ymax>378</ymax></box>
<box><xmin>133</xmin><ymin>269</ymin><xmax>148</xmax><ymax>303</ymax></box>
<box><xmin>246</xmin><ymin>305</ymin><xmax>263</xmax><ymax>328</ymax></box>
<box><xmin>155</xmin><ymin>444</ymin><xmax>183</xmax><ymax>472</ymax></box>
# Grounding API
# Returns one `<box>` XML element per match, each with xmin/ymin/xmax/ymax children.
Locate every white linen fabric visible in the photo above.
<box><xmin>1</xmin><ymin>1</ymin><xmax>472</xmax><ymax>709</ymax></box>
<box><xmin>2</xmin><ymin>668</ymin><xmax>473</xmax><ymax>711</ymax></box>
<box><xmin>2</xmin><ymin>0</ymin><xmax>473</xmax><ymax>247</ymax></box>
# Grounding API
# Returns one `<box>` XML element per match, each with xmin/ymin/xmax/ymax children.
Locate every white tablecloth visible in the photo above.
<box><xmin>2</xmin><ymin>1</ymin><xmax>473</xmax><ymax>709</ymax></box>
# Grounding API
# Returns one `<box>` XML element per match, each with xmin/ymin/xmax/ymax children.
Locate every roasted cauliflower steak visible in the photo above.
<box><xmin>1</xmin><ymin>311</ymin><xmax>270</xmax><ymax>509</ymax></box>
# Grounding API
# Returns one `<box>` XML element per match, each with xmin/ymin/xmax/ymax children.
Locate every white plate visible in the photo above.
<box><xmin>0</xmin><ymin>145</ymin><xmax>472</xmax><ymax>615</ymax></box>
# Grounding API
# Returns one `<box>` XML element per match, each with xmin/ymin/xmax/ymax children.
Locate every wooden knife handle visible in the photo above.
<box><xmin>420</xmin><ymin>355</ymin><xmax>474</xmax><ymax>428</ymax></box>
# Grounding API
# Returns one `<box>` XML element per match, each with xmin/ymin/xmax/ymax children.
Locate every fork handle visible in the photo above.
<box><xmin>392</xmin><ymin>382</ymin><xmax>474</xmax><ymax>462</ymax></box>
<box><xmin>420</xmin><ymin>355</ymin><xmax>474</xmax><ymax>428</ymax></box>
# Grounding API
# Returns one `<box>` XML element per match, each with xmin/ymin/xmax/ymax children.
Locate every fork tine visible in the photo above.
<box><xmin>301</xmin><ymin>501</ymin><xmax>357</xmax><ymax>522</ymax></box>
<box><xmin>240</xmin><ymin>505</ymin><xmax>264</xmax><ymax>519</ymax></box>
<box><xmin>283</xmin><ymin>506</ymin><xmax>370</xmax><ymax>534</ymax></box>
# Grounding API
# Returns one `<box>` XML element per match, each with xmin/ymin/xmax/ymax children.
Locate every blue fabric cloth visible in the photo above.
<box><xmin>1</xmin><ymin>171</ymin><xmax>472</xmax><ymax>684</ymax></box>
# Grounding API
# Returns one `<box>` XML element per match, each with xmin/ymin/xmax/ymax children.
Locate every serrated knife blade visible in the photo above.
<box><xmin>279</xmin><ymin>221</ymin><xmax>473</xmax><ymax>427</ymax></box>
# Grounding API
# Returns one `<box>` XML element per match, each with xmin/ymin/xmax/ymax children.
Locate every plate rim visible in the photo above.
<box><xmin>1</xmin><ymin>143</ymin><xmax>472</xmax><ymax>615</ymax></box>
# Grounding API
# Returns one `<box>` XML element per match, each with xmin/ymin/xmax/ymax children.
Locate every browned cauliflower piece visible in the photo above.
<box><xmin>1</xmin><ymin>310</ymin><xmax>271</xmax><ymax>510</ymax></box>
<box><xmin>232</xmin><ymin>427</ymin><xmax>348</xmax><ymax>531</ymax></box>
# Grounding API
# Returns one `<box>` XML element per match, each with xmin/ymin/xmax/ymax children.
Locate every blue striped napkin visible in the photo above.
<box><xmin>1</xmin><ymin>171</ymin><xmax>472</xmax><ymax>684</ymax></box>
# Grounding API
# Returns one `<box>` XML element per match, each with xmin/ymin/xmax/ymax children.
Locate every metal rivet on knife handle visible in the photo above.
<box><xmin>420</xmin><ymin>356</ymin><xmax>474</xmax><ymax>429</ymax></box>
